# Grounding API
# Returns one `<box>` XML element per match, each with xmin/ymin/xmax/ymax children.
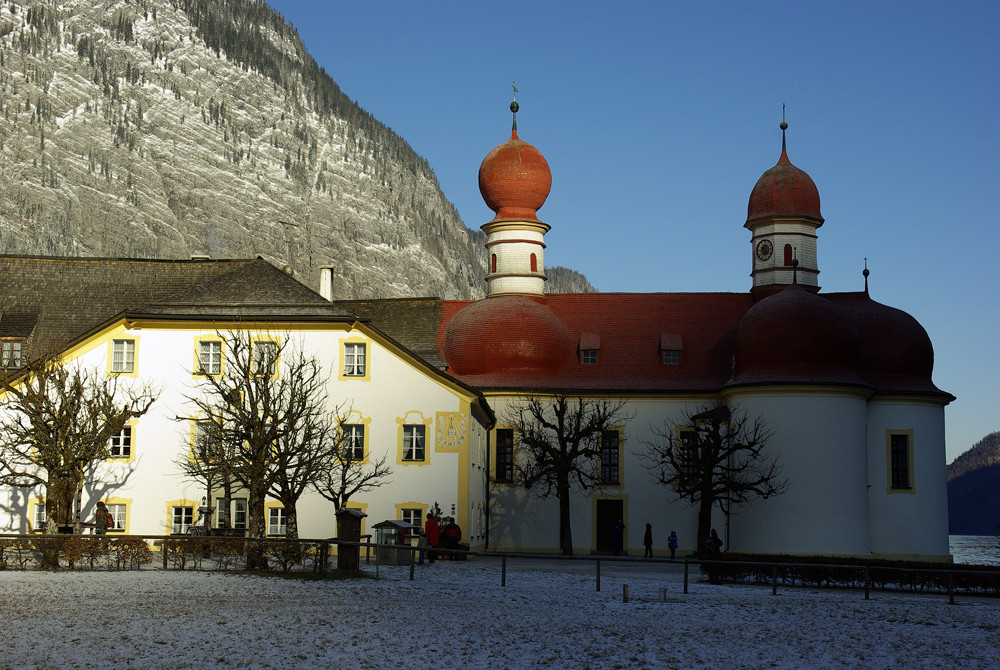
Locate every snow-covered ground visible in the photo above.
<box><xmin>1</xmin><ymin>560</ymin><xmax>997</xmax><ymax>669</ymax></box>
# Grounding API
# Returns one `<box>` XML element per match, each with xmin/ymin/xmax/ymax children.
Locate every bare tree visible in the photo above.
<box><xmin>641</xmin><ymin>404</ymin><xmax>788</xmax><ymax>555</ymax></box>
<box><xmin>315</xmin><ymin>410</ymin><xmax>393</xmax><ymax>514</ymax></box>
<box><xmin>176</xmin><ymin>419</ymin><xmax>241</xmax><ymax>532</ymax></box>
<box><xmin>185</xmin><ymin>330</ymin><xmax>335</xmax><ymax>564</ymax></box>
<box><xmin>0</xmin><ymin>358</ymin><xmax>157</xmax><ymax>536</ymax></box>
<box><xmin>506</xmin><ymin>395</ymin><xmax>632</xmax><ymax>556</ymax></box>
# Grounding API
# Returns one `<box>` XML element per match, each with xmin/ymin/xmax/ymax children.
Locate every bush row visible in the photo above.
<box><xmin>700</xmin><ymin>553</ymin><xmax>1000</xmax><ymax>596</ymax></box>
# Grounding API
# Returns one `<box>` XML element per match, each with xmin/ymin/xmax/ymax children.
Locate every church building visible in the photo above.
<box><xmin>1</xmin><ymin>103</ymin><xmax>953</xmax><ymax>561</ymax></box>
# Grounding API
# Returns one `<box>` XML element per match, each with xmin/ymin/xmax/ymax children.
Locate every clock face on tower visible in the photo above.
<box><xmin>755</xmin><ymin>239</ymin><xmax>774</xmax><ymax>262</ymax></box>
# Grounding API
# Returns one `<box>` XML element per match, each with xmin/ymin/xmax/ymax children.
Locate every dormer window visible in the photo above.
<box><xmin>579</xmin><ymin>333</ymin><xmax>600</xmax><ymax>365</ymax></box>
<box><xmin>1</xmin><ymin>339</ymin><xmax>24</xmax><ymax>369</ymax></box>
<box><xmin>660</xmin><ymin>334</ymin><xmax>682</xmax><ymax>366</ymax></box>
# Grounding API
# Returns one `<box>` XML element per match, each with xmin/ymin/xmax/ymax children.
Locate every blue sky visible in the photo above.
<box><xmin>266</xmin><ymin>1</ymin><xmax>999</xmax><ymax>463</ymax></box>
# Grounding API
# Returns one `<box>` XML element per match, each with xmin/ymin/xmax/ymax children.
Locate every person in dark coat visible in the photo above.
<box><xmin>707</xmin><ymin>528</ymin><xmax>723</xmax><ymax>554</ymax></box>
<box><xmin>668</xmin><ymin>530</ymin><xmax>678</xmax><ymax>559</ymax></box>
<box><xmin>423</xmin><ymin>513</ymin><xmax>440</xmax><ymax>564</ymax></box>
<box><xmin>643</xmin><ymin>523</ymin><xmax>653</xmax><ymax>559</ymax></box>
<box><xmin>94</xmin><ymin>501</ymin><xmax>111</xmax><ymax>535</ymax></box>
<box><xmin>442</xmin><ymin>517</ymin><xmax>462</xmax><ymax>559</ymax></box>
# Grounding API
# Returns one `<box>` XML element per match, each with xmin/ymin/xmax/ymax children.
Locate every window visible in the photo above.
<box><xmin>33</xmin><ymin>502</ymin><xmax>46</xmax><ymax>531</ymax></box>
<box><xmin>582</xmin><ymin>350</ymin><xmax>598</xmax><ymax>365</ymax></box>
<box><xmin>233</xmin><ymin>499</ymin><xmax>248</xmax><ymax>530</ymax></box>
<box><xmin>198</xmin><ymin>340</ymin><xmax>223</xmax><ymax>375</ymax></box>
<box><xmin>268</xmin><ymin>507</ymin><xmax>287</xmax><ymax>536</ymax></box>
<box><xmin>343</xmin><ymin>342</ymin><xmax>366</xmax><ymax>377</ymax></box>
<box><xmin>678</xmin><ymin>429</ymin><xmax>699</xmax><ymax>488</ymax></box>
<box><xmin>600</xmin><ymin>430</ymin><xmax>620</xmax><ymax>485</ymax></box>
<box><xmin>402</xmin><ymin>425</ymin><xmax>425</xmax><ymax>462</ymax></box>
<box><xmin>253</xmin><ymin>341</ymin><xmax>278</xmax><ymax>376</ymax></box>
<box><xmin>784</xmin><ymin>244</ymin><xmax>793</xmax><ymax>266</ymax></box>
<box><xmin>401</xmin><ymin>508</ymin><xmax>422</xmax><ymax>527</ymax></box>
<box><xmin>662</xmin><ymin>350</ymin><xmax>680</xmax><ymax>365</ymax></box>
<box><xmin>889</xmin><ymin>432</ymin><xmax>913</xmax><ymax>491</ymax></box>
<box><xmin>491</xmin><ymin>254</ymin><xmax>497</xmax><ymax>273</ymax></box>
<box><xmin>2</xmin><ymin>339</ymin><xmax>24</xmax><ymax>369</ymax></box>
<box><xmin>111</xmin><ymin>339</ymin><xmax>135</xmax><ymax>373</ymax></box>
<box><xmin>530</xmin><ymin>253</ymin><xmax>537</xmax><ymax>272</ymax></box>
<box><xmin>172</xmin><ymin>506</ymin><xmax>193</xmax><ymax>534</ymax></box>
<box><xmin>109</xmin><ymin>426</ymin><xmax>132</xmax><ymax>459</ymax></box>
<box><xmin>343</xmin><ymin>424</ymin><xmax>365</xmax><ymax>461</ymax></box>
<box><xmin>107</xmin><ymin>504</ymin><xmax>126</xmax><ymax>532</ymax></box>
<box><xmin>495</xmin><ymin>428</ymin><xmax>514</xmax><ymax>483</ymax></box>
<box><xmin>217</xmin><ymin>498</ymin><xmax>248</xmax><ymax>530</ymax></box>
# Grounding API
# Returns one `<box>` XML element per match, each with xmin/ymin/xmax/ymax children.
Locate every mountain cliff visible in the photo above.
<box><xmin>0</xmin><ymin>0</ymin><xmax>592</xmax><ymax>298</ymax></box>
<box><xmin>948</xmin><ymin>431</ymin><xmax>1000</xmax><ymax>536</ymax></box>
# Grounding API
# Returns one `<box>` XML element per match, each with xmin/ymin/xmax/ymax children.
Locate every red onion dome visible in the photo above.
<box><xmin>746</xmin><ymin>127</ymin><xmax>823</xmax><ymax>224</ymax></box>
<box><xmin>838</xmin><ymin>295</ymin><xmax>939</xmax><ymax>394</ymax></box>
<box><xmin>443</xmin><ymin>295</ymin><xmax>572</xmax><ymax>375</ymax></box>
<box><xmin>478</xmin><ymin>128</ymin><xmax>552</xmax><ymax>223</ymax></box>
<box><xmin>731</xmin><ymin>284</ymin><xmax>864</xmax><ymax>386</ymax></box>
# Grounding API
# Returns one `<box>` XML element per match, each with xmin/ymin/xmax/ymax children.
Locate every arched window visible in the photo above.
<box><xmin>783</xmin><ymin>244</ymin><xmax>793</xmax><ymax>266</ymax></box>
<box><xmin>530</xmin><ymin>253</ymin><xmax>537</xmax><ymax>273</ymax></box>
<box><xmin>491</xmin><ymin>254</ymin><xmax>497</xmax><ymax>273</ymax></box>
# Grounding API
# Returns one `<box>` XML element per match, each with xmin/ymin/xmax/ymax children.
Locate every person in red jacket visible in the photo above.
<box><xmin>423</xmin><ymin>513</ymin><xmax>440</xmax><ymax>564</ymax></box>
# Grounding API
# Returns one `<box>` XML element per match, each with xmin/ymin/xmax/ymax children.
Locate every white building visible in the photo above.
<box><xmin>1</xmin><ymin>107</ymin><xmax>953</xmax><ymax>561</ymax></box>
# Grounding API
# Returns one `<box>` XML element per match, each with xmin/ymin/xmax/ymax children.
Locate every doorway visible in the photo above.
<box><xmin>595</xmin><ymin>499</ymin><xmax>624</xmax><ymax>554</ymax></box>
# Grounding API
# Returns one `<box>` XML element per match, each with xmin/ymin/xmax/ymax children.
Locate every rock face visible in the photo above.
<box><xmin>947</xmin><ymin>432</ymin><xmax>1000</xmax><ymax>536</ymax></box>
<box><xmin>0</xmin><ymin>0</ymin><xmax>592</xmax><ymax>299</ymax></box>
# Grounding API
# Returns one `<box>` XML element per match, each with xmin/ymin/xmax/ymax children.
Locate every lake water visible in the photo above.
<box><xmin>950</xmin><ymin>534</ymin><xmax>1000</xmax><ymax>565</ymax></box>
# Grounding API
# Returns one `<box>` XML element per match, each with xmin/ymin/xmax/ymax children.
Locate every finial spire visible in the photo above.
<box><xmin>791</xmin><ymin>246</ymin><xmax>798</xmax><ymax>285</ymax></box>
<box><xmin>510</xmin><ymin>81</ymin><xmax>520</xmax><ymax>134</ymax></box>
<box><xmin>863</xmin><ymin>258</ymin><xmax>870</xmax><ymax>295</ymax></box>
<box><xmin>780</xmin><ymin>103</ymin><xmax>788</xmax><ymax>154</ymax></box>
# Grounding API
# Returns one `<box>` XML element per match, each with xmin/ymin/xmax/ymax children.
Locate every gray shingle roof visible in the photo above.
<box><xmin>1</xmin><ymin>256</ymin><xmax>357</xmax><ymax>361</ymax></box>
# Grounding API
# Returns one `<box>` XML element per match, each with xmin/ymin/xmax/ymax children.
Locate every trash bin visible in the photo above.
<box><xmin>372</xmin><ymin>520</ymin><xmax>419</xmax><ymax>566</ymax></box>
<box><xmin>335</xmin><ymin>508</ymin><xmax>367</xmax><ymax>572</ymax></box>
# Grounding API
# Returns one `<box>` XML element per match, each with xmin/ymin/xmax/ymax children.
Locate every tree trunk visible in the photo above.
<box><xmin>696</xmin><ymin>494</ymin><xmax>714</xmax><ymax>558</ymax></box>
<box><xmin>247</xmin><ymin>479</ymin><xmax>267</xmax><ymax>570</ymax></box>
<box><xmin>285</xmin><ymin>501</ymin><xmax>299</xmax><ymax>542</ymax></box>
<box><xmin>557</xmin><ymin>476</ymin><xmax>573</xmax><ymax>556</ymax></box>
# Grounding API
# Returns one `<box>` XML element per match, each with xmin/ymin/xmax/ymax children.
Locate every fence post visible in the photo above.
<box><xmin>162</xmin><ymin>539</ymin><xmax>168</xmax><ymax>570</ymax></box>
<box><xmin>948</xmin><ymin>572</ymin><xmax>955</xmax><ymax>605</ymax></box>
<box><xmin>772</xmin><ymin>565</ymin><xmax>778</xmax><ymax>596</ymax></box>
<box><xmin>409</xmin><ymin>546</ymin><xmax>415</xmax><ymax>581</ymax></box>
<box><xmin>864</xmin><ymin>567</ymin><xmax>870</xmax><ymax>601</ymax></box>
<box><xmin>502</xmin><ymin>556</ymin><xmax>507</xmax><ymax>587</ymax></box>
<box><xmin>596</xmin><ymin>559</ymin><xmax>601</xmax><ymax>592</ymax></box>
<box><xmin>683</xmin><ymin>560</ymin><xmax>689</xmax><ymax>594</ymax></box>
<box><xmin>623</xmin><ymin>583</ymin><xmax>629</xmax><ymax>603</ymax></box>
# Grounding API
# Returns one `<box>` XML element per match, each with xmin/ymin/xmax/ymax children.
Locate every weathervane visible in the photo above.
<box><xmin>510</xmin><ymin>81</ymin><xmax>519</xmax><ymax>131</ymax></box>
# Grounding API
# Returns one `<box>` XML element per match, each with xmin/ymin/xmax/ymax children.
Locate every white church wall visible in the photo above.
<box><xmin>724</xmin><ymin>389</ymin><xmax>871</xmax><ymax>556</ymax></box>
<box><xmin>866</xmin><ymin>399</ymin><xmax>950</xmax><ymax>561</ymax></box>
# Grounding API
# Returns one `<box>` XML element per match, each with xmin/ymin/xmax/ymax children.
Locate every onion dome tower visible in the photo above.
<box><xmin>478</xmin><ymin>95</ymin><xmax>552</xmax><ymax>297</ymax></box>
<box><xmin>745</xmin><ymin>116</ymin><xmax>824</xmax><ymax>295</ymax></box>
<box><xmin>441</xmin><ymin>95</ymin><xmax>574</xmax><ymax>378</ymax></box>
